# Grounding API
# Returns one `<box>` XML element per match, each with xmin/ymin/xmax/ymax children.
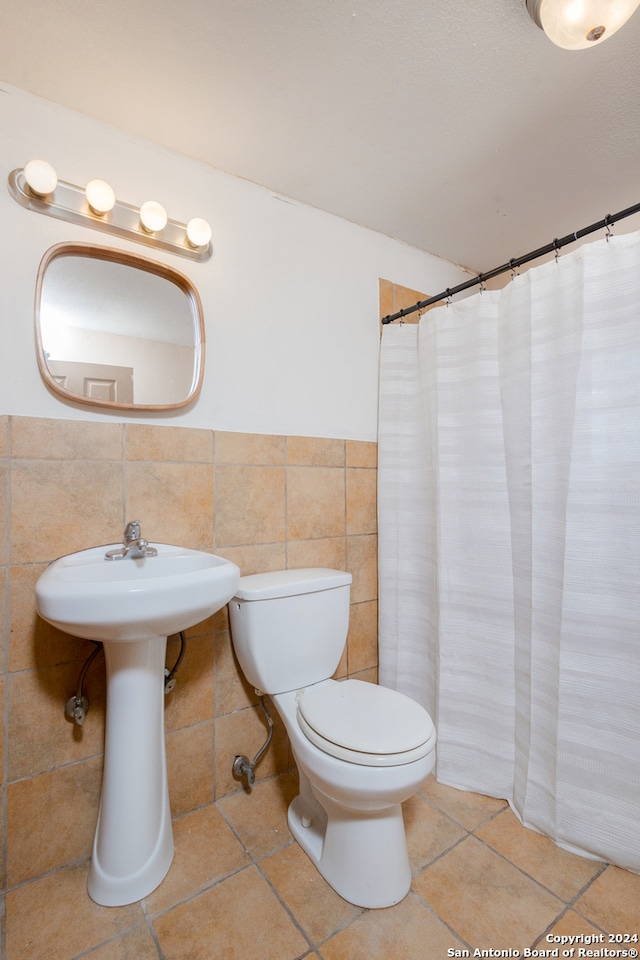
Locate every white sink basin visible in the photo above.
<box><xmin>36</xmin><ymin>543</ymin><xmax>240</xmax><ymax>641</ymax></box>
<box><xmin>35</xmin><ymin>541</ymin><xmax>240</xmax><ymax>906</ymax></box>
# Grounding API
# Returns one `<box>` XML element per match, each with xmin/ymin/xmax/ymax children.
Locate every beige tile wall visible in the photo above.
<box><xmin>379</xmin><ymin>277</ymin><xmax>434</xmax><ymax>329</ymax></box>
<box><xmin>0</xmin><ymin>415</ymin><xmax>378</xmax><ymax>895</ymax></box>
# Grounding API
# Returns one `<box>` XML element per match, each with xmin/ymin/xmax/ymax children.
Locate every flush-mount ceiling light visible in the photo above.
<box><xmin>85</xmin><ymin>178</ymin><xmax>116</xmax><ymax>216</ymax></box>
<box><xmin>24</xmin><ymin>158</ymin><xmax>58</xmax><ymax>197</ymax></box>
<box><xmin>526</xmin><ymin>0</ymin><xmax>640</xmax><ymax>48</ymax></box>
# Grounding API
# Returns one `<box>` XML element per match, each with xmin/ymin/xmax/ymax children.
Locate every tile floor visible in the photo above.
<box><xmin>5</xmin><ymin>772</ymin><xmax>639</xmax><ymax>960</ymax></box>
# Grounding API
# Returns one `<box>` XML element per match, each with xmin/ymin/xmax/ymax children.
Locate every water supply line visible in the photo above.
<box><xmin>232</xmin><ymin>695</ymin><xmax>274</xmax><ymax>787</ymax></box>
<box><xmin>164</xmin><ymin>631</ymin><xmax>186</xmax><ymax>693</ymax></box>
<box><xmin>65</xmin><ymin>641</ymin><xmax>103</xmax><ymax>725</ymax></box>
<box><xmin>65</xmin><ymin>630</ymin><xmax>187</xmax><ymax>726</ymax></box>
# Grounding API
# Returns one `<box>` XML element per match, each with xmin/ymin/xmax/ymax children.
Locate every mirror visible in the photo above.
<box><xmin>35</xmin><ymin>243</ymin><xmax>205</xmax><ymax>410</ymax></box>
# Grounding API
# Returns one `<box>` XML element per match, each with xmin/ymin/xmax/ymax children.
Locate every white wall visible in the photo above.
<box><xmin>0</xmin><ymin>83</ymin><xmax>471</xmax><ymax>441</ymax></box>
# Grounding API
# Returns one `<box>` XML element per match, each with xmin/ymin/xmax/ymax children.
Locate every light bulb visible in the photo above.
<box><xmin>24</xmin><ymin>159</ymin><xmax>58</xmax><ymax>197</ymax></box>
<box><xmin>535</xmin><ymin>0</ymin><xmax>640</xmax><ymax>48</ymax></box>
<box><xmin>139</xmin><ymin>200</ymin><xmax>168</xmax><ymax>233</ymax></box>
<box><xmin>85</xmin><ymin>179</ymin><xmax>116</xmax><ymax>215</ymax></box>
<box><xmin>186</xmin><ymin>217</ymin><xmax>212</xmax><ymax>248</ymax></box>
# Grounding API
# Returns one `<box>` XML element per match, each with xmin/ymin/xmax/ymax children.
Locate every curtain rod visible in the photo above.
<box><xmin>380</xmin><ymin>201</ymin><xmax>640</xmax><ymax>325</ymax></box>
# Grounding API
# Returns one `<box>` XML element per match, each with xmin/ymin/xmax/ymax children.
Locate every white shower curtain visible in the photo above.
<box><xmin>378</xmin><ymin>230</ymin><xmax>640</xmax><ymax>873</ymax></box>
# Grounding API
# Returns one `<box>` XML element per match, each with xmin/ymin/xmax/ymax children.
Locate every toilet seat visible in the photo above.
<box><xmin>296</xmin><ymin>679</ymin><xmax>436</xmax><ymax>767</ymax></box>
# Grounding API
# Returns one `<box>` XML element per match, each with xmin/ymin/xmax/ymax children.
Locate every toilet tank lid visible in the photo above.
<box><xmin>233</xmin><ymin>568</ymin><xmax>352</xmax><ymax>601</ymax></box>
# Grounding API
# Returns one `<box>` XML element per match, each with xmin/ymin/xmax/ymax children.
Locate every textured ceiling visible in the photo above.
<box><xmin>1</xmin><ymin>0</ymin><xmax>639</xmax><ymax>272</ymax></box>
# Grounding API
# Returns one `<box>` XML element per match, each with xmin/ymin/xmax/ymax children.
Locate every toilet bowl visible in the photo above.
<box><xmin>228</xmin><ymin>568</ymin><xmax>436</xmax><ymax>908</ymax></box>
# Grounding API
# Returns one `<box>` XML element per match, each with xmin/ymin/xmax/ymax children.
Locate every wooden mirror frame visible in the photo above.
<box><xmin>35</xmin><ymin>242</ymin><xmax>206</xmax><ymax>411</ymax></box>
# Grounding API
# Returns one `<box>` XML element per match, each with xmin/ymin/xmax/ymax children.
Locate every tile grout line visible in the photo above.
<box><xmin>470</xmin><ymin>828</ymin><xmax>610</xmax><ymax>912</ymax></box>
<box><xmin>253</xmin><ymin>858</ymin><xmax>316</xmax><ymax>955</ymax></box>
<box><xmin>560</xmin><ymin>862</ymin><xmax>611</xmax><ymax>934</ymax></box>
<box><xmin>143</xmin><ymin>860</ymin><xmax>255</xmax><ymax>922</ymax></box>
<box><xmin>65</xmin><ymin>920</ymin><xmax>162</xmax><ymax>960</ymax></box>
<box><xmin>409</xmin><ymin>887</ymin><xmax>475</xmax><ymax>953</ymax></box>
<box><xmin>530</xmin><ymin>860</ymin><xmax>610</xmax><ymax>951</ymax></box>
<box><xmin>406</xmin><ymin>795</ymin><xmax>611</xmax><ymax>953</ymax></box>
<box><xmin>470</xmin><ymin>831</ymin><xmax>587</xmax><ymax>909</ymax></box>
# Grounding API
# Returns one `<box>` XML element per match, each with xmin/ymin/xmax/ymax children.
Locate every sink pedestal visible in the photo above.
<box><xmin>35</xmin><ymin>541</ymin><xmax>241</xmax><ymax>906</ymax></box>
<box><xmin>87</xmin><ymin>636</ymin><xmax>174</xmax><ymax>906</ymax></box>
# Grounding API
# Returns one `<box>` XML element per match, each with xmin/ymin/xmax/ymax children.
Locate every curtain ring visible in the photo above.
<box><xmin>509</xmin><ymin>258</ymin><xmax>519</xmax><ymax>281</ymax></box>
<box><xmin>478</xmin><ymin>273</ymin><xmax>485</xmax><ymax>294</ymax></box>
<box><xmin>553</xmin><ymin>238</ymin><xmax>560</xmax><ymax>262</ymax></box>
<box><xmin>445</xmin><ymin>288</ymin><xmax>452</xmax><ymax>307</ymax></box>
<box><xmin>604</xmin><ymin>214</ymin><xmax>613</xmax><ymax>241</ymax></box>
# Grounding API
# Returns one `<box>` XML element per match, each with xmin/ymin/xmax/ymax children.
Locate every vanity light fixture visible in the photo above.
<box><xmin>7</xmin><ymin>160</ymin><xmax>212</xmax><ymax>262</ymax></box>
<box><xmin>85</xmin><ymin>179</ymin><xmax>116</xmax><ymax>216</ymax></box>
<box><xmin>139</xmin><ymin>200</ymin><xmax>168</xmax><ymax>234</ymax></box>
<box><xmin>525</xmin><ymin>0</ymin><xmax>640</xmax><ymax>49</ymax></box>
<box><xmin>24</xmin><ymin>158</ymin><xmax>58</xmax><ymax>197</ymax></box>
<box><xmin>186</xmin><ymin>217</ymin><xmax>213</xmax><ymax>249</ymax></box>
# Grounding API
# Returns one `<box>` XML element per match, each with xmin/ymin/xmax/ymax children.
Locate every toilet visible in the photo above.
<box><xmin>228</xmin><ymin>568</ymin><xmax>436</xmax><ymax>908</ymax></box>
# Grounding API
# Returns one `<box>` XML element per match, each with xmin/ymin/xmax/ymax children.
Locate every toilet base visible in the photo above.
<box><xmin>288</xmin><ymin>787</ymin><xmax>411</xmax><ymax>909</ymax></box>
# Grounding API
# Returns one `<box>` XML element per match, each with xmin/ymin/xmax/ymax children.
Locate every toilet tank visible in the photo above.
<box><xmin>228</xmin><ymin>568</ymin><xmax>352</xmax><ymax>694</ymax></box>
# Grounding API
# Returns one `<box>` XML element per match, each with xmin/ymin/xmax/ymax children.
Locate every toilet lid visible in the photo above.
<box><xmin>296</xmin><ymin>680</ymin><xmax>436</xmax><ymax>767</ymax></box>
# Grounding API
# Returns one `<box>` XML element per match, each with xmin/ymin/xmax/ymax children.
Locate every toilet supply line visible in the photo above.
<box><xmin>232</xmin><ymin>694</ymin><xmax>274</xmax><ymax>787</ymax></box>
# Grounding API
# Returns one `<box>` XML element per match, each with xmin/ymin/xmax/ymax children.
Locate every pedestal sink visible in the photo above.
<box><xmin>35</xmin><ymin>542</ymin><xmax>240</xmax><ymax>906</ymax></box>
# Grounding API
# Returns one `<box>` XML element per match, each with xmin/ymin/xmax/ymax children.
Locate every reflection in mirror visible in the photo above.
<box><xmin>35</xmin><ymin>243</ymin><xmax>205</xmax><ymax>410</ymax></box>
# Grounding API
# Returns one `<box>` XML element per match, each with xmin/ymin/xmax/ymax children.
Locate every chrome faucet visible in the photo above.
<box><xmin>105</xmin><ymin>521</ymin><xmax>158</xmax><ymax>560</ymax></box>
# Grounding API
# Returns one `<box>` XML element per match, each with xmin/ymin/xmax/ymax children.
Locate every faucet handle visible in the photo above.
<box><xmin>124</xmin><ymin>521</ymin><xmax>141</xmax><ymax>544</ymax></box>
<box><xmin>105</xmin><ymin>520</ymin><xmax>157</xmax><ymax>560</ymax></box>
